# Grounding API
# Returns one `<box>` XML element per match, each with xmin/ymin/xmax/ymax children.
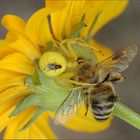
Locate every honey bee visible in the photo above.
<box><xmin>54</xmin><ymin>45</ymin><xmax>137</xmax><ymax>123</ymax></box>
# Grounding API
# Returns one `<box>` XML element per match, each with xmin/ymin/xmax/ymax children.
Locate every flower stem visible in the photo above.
<box><xmin>114</xmin><ymin>102</ymin><xmax>140</xmax><ymax>130</ymax></box>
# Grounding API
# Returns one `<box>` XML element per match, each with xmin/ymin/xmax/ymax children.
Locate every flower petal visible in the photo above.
<box><xmin>0</xmin><ymin>75</ymin><xmax>26</xmax><ymax>92</ymax></box>
<box><xmin>90</xmin><ymin>40</ymin><xmax>113</xmax><ymax>62</ymax></box>
<box><xmin>46</xmin><ymin>0</ymin><xmax>86</xmax><ymax>40</ymax></box>
<box><xmin>0</xmin><ymin>53</ymin><xmax>34</xmax><ymax>75</ymax></box>
<box><xmin>2</xmin><ymin>15</ymin><xmax>25</xmax><ymax>34</ymax></box>
<box><xmin>45</xmin><ymin>0</ymin><xmax>128</xmax><ymax>39</ymax></box>
<box><xmin>0</xmin><ymin>98</ymin><xmax>22</xmax><ymax>132</ymax></box>
<box><xmin>25</xmin><ymin>8</ymin><xmax>53</xmax><ymax>46</ymax></box>
<box><xmin>8</xmin><ymin>33</ymin><xmax>41</xmax><ymax>61</ymax></box>
<box><xmin>62</xmin><ymin>104</ymin><xmax>112</xmax><ymax>133</ymax></box>
<box><xmin>46</xmin><ymin>0</ymin><xmax>66</xmax><ymax>10</ymax></box>
<box><xmin>25</xmin><ymin>2</ymin><xmax>67</xmax><ymax>47</ymax></box>
<box><xmin>0</xmin><ymin>86</ymin><xmax>30</xmax><ymax>105</ymax></box>
<box><xmin>82</xmin><ymin>1</ymin><xmax>128</xmax><ymax>37</ymax></box>
<box><xmin>4</xmin><ymin>112</ymin><xmax>56</xmax><ymax>139</ymax></box>
<box><xmin>30</xmin><ymin>113</ymin><xmax>56</xmax><ymax>139</ymax></box>
<box><xmin>44</xmin><ymin>0</ymin><xmax>67</xmax><ymax>41</ymax></box>
<box><xmin>3</xmin><ymin>107</ymin><xmax>35</xmax><ymax>139</ymax></box>
<box><xmin>0</xmin><ymin>107</ymin><xmax>13</xmax><ymax>132</ymax></box>
<box><xmin>0</xmin><ymin>40</ymin><xmax>15</xmax><ymax>58</ymax></box>
<box><xmin>0</xmin><ymin>69</ymin><xmax>23</xmax><ymax>79</ymax></box>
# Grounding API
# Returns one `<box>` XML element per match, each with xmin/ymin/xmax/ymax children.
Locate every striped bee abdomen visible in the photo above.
<box><xmin>90</xmin><ymin>84</ymin><xmax>117</xmax><ymax>121</ymax></box>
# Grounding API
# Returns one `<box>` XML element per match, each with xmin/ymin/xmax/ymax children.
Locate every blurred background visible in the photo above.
<box><xmin>0</xmin><ymin>0</ymin><xmax>140</xmax><ymax>139</ymax></box>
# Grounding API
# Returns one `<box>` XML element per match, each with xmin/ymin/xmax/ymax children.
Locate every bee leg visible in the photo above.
<box><xmin>55</xmin><ymin>73</ymin><xmax>88</xmax><ymax>90</ymax></box>
<box><xmin>84</xmin><ymin>93</ymin><xmax>89</xmax><ymax>116</ymax></box>
<box><xmin>85</xmin><ymin>102</ymin><xmax>89</xmax><ymax>116</ymax></box>
<box><xmin>64</xmin><ymin>79</ymin><xmax>97</xmax><ymax>86</ymax></box>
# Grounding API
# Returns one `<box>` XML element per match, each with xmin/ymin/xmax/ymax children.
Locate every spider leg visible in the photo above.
<box><xmin>67</xmin><ymin>41</ymin><xmax>78</xmax><ymax>60</ymax></box>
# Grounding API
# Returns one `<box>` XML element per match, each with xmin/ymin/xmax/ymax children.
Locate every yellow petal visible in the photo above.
<box><xmin>46</xmin><ymin>0</ymin><xmax>66</xmax><ymax>9</ymax></box>
<box><xmin>3</xmin><ymin>23</ymin><xmax>41</xmax><ymax>61</ymax></box>
<box><xmin>0</xmin><ymin>76</ymin><xmax>26</xmax><ymax>92</ymax></box>
<box><xmin>2</xmin><ymin>15</ymin><xmax>25</xmax><ymax>34</ymax></box>
<box><xmin>25</xmin><ymin>3</ymin><xmax>66</xmax><ymax>47</ymax></box>
<box><xmin>0</xmin><ymin>106</ymin><xmax>14</xmax><ymax>132</ymax></box>
<box><xmin>81</xmin><ymin>1</ymin><xmax>128</xmax><ymax>37</ymax></box>
<box><xmin>90</xmin><ymin>39</ymin><xmax>113</xmax><ymax>62</ymax></box>
<box><xmin>25</xmin><ymin>8</ymin><xmax>53</xmax><ymax>46</ymax></box>
<box><xmin>0</xmin><ymin>86</ymin><xmax>31</xmax><ymax>105</ymax></box>
<box><xmin>46</xmin><ymin>1</ymin><xmax>77</xmax><ymax>40</ymax></box>
<box><xmin>4</xmin><ymin>111</ymin><xmax>56</xmax><ymax>139</ymax></box>
<box><xmin>64</xmin><ymin>1</ymin><xmax>86</xmax><ymax>37</ymax></box>
<box><xmin>5</xmin><ymin>32</ymin><xmax>17</xmax><ymax>42</ymax></box>
<box><xmin>3</xmin><ymin>107</ymin><xmax>35</xmax><ymax>139</ymax></box>
<box><xmin>0</xmin><ymin>98</ymin><xmax>20</xmax><ymax>115</ymax></box>
<box><xmin>62</xmin><ymin>104</ymin><xmax>112</xmax><ymax>133</ymax></box>
<box><xmin>0</xmin><ymin>40</ymin><xmax>15</xmax><ymax>58</ymax></box>
<box><xmin>8</xmin><ymin>33</ymin><xmax>41</xmax><ymax>61</ymax></box>
<box><xmin>30</xmin><ymin>113</ymin><xmax>56</xmax><ymax>139</ymax></box>
<box><xmin>0</xmin><ymin>98</ymin><xmax>21</xmax><ymax>132</ymax></box>
<box><xmin>0</xmin><ymin>53</ymin><xmax>34</xmax><ymax>75</ymax></box>
<box><xmin>0</xmin><ymin>69</ymin><xmax>24</xmax><ymax>79</ymax></box>
<box><xmin>45</xmin><ymin>0</ymin><xmax>86</xmax><ymax>40</ymax></box>
<box><xmin>45</xmin><ymin>0</ymin><xmax>128</xmax><ymax>39</ymax></box>
<box><xmin>44</xmin><ymin>0</ymin><xmax>67</xmax><ymax>40</ymax></box>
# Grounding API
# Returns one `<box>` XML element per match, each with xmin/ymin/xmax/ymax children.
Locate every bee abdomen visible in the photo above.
<box><xmin>93</xmin><ymin>112</ymin><xmax>112</xmax><ymax>121</ymax></box>
<box><xmin>91</xmin><ymin>94</ymin><xmax>116</xmax><ymax>121</ymax></box>
<box><xmin>92</xmin><ymin>103</ymin><xmax>114</xmax><ymax>121</ymax></box>
<box><xmin>90</xmin><ymin>84</ymin><xmax>117</xmax><ymax>121</ymax></box>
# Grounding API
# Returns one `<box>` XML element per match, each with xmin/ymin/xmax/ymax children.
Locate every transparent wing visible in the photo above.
<box><xmin>54</xmin><ymin>88</ymin><xmax>82</xmax><ymax>124</ymax></box>
<box><xmin>96</xmin><ymin>45</ymin><xmax>137</xmax><ymax>73</ymax></box>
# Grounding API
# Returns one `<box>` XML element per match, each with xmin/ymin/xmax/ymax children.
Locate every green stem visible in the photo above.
<box><xmin>114</xmin><ymin>102</ymin><xmax>140</xmax><ymax>130</ymax></box>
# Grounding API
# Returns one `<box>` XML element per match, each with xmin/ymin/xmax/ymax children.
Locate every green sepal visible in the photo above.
<box><xmin>24</xmin><ymin>76</ymin><xmax>32</xmax><ymax>86</ymax></box>
<box><xmin>70</xmin><ymin>22</ymin><xmax>87</xmax><ymax>38</ymax></box>
<box><xmin>32</xmin><ymin>69</ymin><xmax>41</xmax><ymax>85</ymax></box>
<box><xmin>19</xmin><ymin>108</ymin><xmax>45</xmax><ymax>131</ymax></box>
<box><xmin>85</xmin><ymin>12</ymin><xmax>102</xmax><ymax>42</ymax></box>
<box><xmin>24</xmin><ymin>60</ymin><xmax>41</xmax><ymax>86</ymax></box>
<box><xmin>9</xmin><ymin>95</ymin><xmax>42</xmax><ymax>117</ymax></box>
<box><xmin>32</xmin><ymin>59</ymin><xmax>42</xmax><ymax>85</ymax></box>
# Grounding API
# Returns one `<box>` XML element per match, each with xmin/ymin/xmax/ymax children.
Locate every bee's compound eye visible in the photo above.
<box><xmin>39</xmin><ymin>51</ymin><xmax>67</xmax><ymax>77</ymax></box>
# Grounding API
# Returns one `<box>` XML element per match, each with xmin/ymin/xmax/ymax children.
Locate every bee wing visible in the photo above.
<box><xmin>96</xmin><ymin>45</ymin><xmax>137</xmax><ymax>73</ymax></box>
<box><xmin>54</xmin><ymin>89</ymin><xmax>82</xmax><ymax>124</ymax></box>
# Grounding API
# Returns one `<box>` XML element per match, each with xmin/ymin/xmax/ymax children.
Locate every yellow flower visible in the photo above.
<box><xmin>0</xmin><ymin>0</ymin><xmax>128</xmax><ymax>139</ymax></box>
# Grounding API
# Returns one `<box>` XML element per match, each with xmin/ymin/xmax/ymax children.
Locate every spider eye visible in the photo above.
<box><xmin>39</xmin><ymin>51</ymin><xmax>67</xmax><ymax>77</ymax></box>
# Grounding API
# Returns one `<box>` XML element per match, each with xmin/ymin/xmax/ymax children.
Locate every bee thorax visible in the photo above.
<box><xmin>76</xmin><ymin>61</ymin><xmax>95</xmax><ymax>81</ymax></box>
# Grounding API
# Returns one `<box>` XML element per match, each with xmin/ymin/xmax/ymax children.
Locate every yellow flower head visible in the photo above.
<box><xmin>0</xmin><ymin>0</ymin><xmax>128</xmax><ymax>139</ymax></box>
